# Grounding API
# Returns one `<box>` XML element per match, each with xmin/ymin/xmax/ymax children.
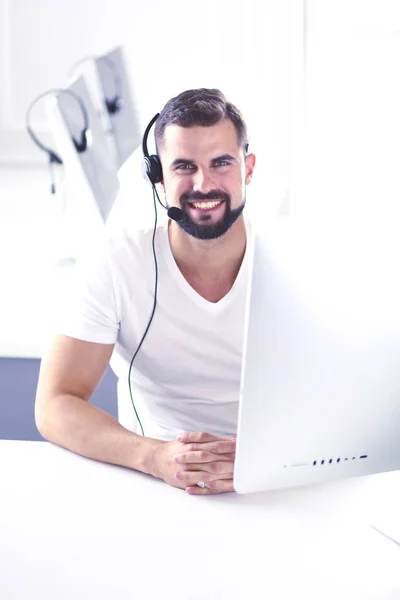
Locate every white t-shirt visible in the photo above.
<box><xmin>56</xmin><ymin>219</ymin><xmax>252</xmax><ymax>441</ymax></box>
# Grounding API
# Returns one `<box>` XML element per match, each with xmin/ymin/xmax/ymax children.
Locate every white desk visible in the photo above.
<box><xmin>1</xmin><ymin>440</ymin><xmax>399</xmax><ymax>599</ymax></box>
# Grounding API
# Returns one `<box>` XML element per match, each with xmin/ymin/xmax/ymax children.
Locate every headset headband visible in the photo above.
<box><xmin>26</xmin><ymin>88</ymin><xmax>89</xmax><ymax>155</ymax></box>
<box><xmin>142</xmin><ymin>113</ymin><xmax>160</xmax><ymax>157</ymax></box>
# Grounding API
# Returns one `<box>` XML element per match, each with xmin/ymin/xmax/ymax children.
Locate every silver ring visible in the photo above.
<box><xmin>197</xmin><ymin>481</ymin><xmax>206</xmax><ymax>488</ymax></box>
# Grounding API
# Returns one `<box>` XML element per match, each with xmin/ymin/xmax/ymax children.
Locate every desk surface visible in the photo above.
<box><xmin>1</xmin><ymin>440</ymin><xmax>399</xmax><ymax>600</ymax></box>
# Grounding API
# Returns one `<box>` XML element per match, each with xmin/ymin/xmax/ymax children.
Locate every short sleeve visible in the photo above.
<box><xmin>53</xmin><ymin>239</ymin><xmax>120</xmax><ymax>345</ymax></box>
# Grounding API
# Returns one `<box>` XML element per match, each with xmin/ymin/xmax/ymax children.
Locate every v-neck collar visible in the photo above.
<box><xmin>160</xmin><ymin>219</ymin><xmax>252</xmax><ymax>313</ymax></box>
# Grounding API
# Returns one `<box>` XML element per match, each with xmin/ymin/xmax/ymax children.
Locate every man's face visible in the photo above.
<box><xmin>159</xmin><ymin>119</ymin><xmax>255</xmax><ymax>240</ymax></box>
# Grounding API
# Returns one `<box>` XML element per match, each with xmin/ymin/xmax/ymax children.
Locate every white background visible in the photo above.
<box><xmin>0</xmin><ymin>0</ymin><xmax>303</xmax><ymax>356</ymax></box>
<box><xmin>301</xmin><ymin>0</ymin><xmax>400</xmax><ymax>218</ymax></box>
<box><xmin>2</xmin><ymin>0</ymin><xmax>400</xmax><ymax>356</ymax></box>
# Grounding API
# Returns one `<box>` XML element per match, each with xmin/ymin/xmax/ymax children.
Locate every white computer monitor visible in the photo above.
<box><xmin>234</xmin><ymin>216</ymin><xmax>400</xmax><ymax>494</ymax></box>
<box><xmin>45</xmin><ymin>75</ymin><xmax>120</xmax><ymax>260</ymax></box>
<box><xmin>48</xmin><ymin>76</ymin><xmax>120</xmax><ymax>222</ymax></box>
<box><xmin>95</xmin><ymin>46</ymin><xmax>141</xmax><ymax>168</ymax></box>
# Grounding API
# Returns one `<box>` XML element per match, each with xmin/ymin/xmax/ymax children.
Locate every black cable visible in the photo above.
<box><xmin>127</xmin><ymin>185</ymin><xmax>160</xmax><ymax>436</ymax></box>
<box><xmin>153</xmin><ymin>183</ymin><xmax>168</xmax><ymax>210</ymax></box>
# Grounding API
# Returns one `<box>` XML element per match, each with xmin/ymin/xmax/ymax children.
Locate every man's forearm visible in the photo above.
<box><xmin>35</xmin><ymin>394</ymin><xmax>162</xmax><ymax>476</ymax></box>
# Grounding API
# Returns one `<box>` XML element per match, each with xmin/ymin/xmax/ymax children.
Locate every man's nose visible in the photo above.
<box><xmin>192</xmin><ymin>168</ymin><xmax>216</xmax><ymax>194</ymax></box>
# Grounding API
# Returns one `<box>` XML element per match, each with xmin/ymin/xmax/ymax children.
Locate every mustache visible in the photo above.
<box><xmin>180</xmin><ymin>190</ymin><xmax>230</xmax><ymax>205</ymax></box>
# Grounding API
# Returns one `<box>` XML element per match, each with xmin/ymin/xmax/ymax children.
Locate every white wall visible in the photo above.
<box><xmin>0</xmin><ymin>166</ymin><xmax>61</xmax><ymax>356</ymax></box>
<box><xmin>0</xmin><ymin>0</ymin><xmax>302</xmax><ymax>172</ymax></box>
<box><xmin>4</xmin><ymin>0</ymin><xmax>400</xmax><ymax>358</ymax></box>
<box><xmin>3</xmin><ymin>1</ymin><xmax>400</xmax><ymax>214</ymax></box>
<box><xmin>299</xmin><ymin>0</ymin><xmax>400</xmax><ymax>219</ymax></box>
<box><xmin>2</xmin><ymin>0</ymin><xmax>400</xmax><ymax>362</ymax></box>
<box><xmin>1</xmin><ymin>0</ymin><xmax>303</xmax><ymax>221</ymax></box>
<box><xmin>0</xmin><ymin>0</ymin><xmax>303</xmax><ymax>357</ymax></box>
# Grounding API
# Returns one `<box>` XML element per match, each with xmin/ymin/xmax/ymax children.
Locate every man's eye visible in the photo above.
<box><xmin>177</xmin><ymin>164</ymin><xmax>194</xmax><ymax>170</ymax></box>
<box><xmin>214</xmin><ymin>160</ymin><xmax>230</xmax><ymax>167</ymax></box>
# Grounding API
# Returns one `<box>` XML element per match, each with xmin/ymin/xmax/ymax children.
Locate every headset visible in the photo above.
<box><xmin>141</xmin><ymin>114</ymin><xmax>249</xmax><ymax>218</ymax></box>
<box><xmin>101</xmin><ymin>56</ymin><xmax>123</xmax><ymax>116</ymax></box>
<box><xmin>68</xmin><ymin>53</ymin><xmax>123</xmax><ymax>119</ymax></box>
<box><xmin>141</xmin><ymin>113</ymin><xmax>163</xmax><ymax>185</ymax></box>
<box><xmin>141</xmin><ymin>113</ymin><xmax>184</xmax><ymax>222</ymax></box>
<box><xmin>127</xmin><ymin>113</ymin><xmax>185</xmax><ymax>436</ymax></box>
<box><xmin>26</xmin><ymin>88</ymin><xmax>90</xmax><ymax>194</ymax></box>
<box><xmin>69</xmin><ymin>54</ymin><xmax>123</xmax><ymax>117</ymax></box>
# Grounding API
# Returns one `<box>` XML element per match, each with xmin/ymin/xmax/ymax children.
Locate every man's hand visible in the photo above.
<box><xmin>151</xmin><ymin>431</ymin><xmax>236</xmax><ymax>495</ymax></box>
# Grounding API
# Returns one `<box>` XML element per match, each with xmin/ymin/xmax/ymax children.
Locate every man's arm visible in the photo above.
<box><xmin>35</xmin><ymin>333</ymin><xmax>161</xmax><ymax>475</ymax></box>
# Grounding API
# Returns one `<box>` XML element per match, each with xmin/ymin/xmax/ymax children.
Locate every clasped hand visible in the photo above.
<box><xmin>152</xmin><ymin>431</ymin><xmax>236</xmax><ymax>495</ymax></box>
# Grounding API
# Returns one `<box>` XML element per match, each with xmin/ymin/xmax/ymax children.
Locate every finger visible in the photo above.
<box><xmin>177</xmin><ymin>432</ymin><xmax>236</xmax><ymax>445</ymax></box>
<box><xmin>189</xmin><ymin>461</ymin><xmax>235</xmax><ymax>475</ymax></box>
<box><xmin>175</xmin><ymin>468</ymin><xmax>232</xmax><ymax>486</ymax></box>
<box><xmin>186</xmin><ymin>479</ymin><xmax>235</xmax><ymax>495</ymax></box>
<box><xmin>177</xmin><ymin>460</ymin><xmax>234</xmax><ymax>479</ymax></box>
<box><xmin>206</xmin><ymin>478</ymin><xmax>235</xmax><ymax>493</ymax></box>
<box><xmin>189</xmin><ymin>440</ymin><xmax>236</xmax><ymax>454</ymax></box>
<box><xmin>185</xmin><ymin>486</ymin><xmax>215</xmax><ymax>495</ymax></box>
<box><xmin>176</xmin><ymin>431</ymin><xmax>221</xmax><ymax>444</ymax></box>
<box><xmin>175</xmin><ymin>450</ymin><xmax>235</xmax><ymax>465</ymax></box>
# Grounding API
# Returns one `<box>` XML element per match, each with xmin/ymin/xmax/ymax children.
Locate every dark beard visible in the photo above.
<box><xmin>168</xmin><ymin>190</ymin><xmax>246</xmax><ymax>240</ymax></box>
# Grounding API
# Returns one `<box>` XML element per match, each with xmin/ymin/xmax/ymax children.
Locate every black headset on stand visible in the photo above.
<box><xmin>69</xmin><ymin>55</ymin><xmax>123</xmax><ymax>118</ymax></box>
<box><xmin>26</xmin><ymin>88</ymin><xmax>90</xmax><ymax>194</ymax></box>
<box><xmin>101</xmin><ymin>56</ymin><xmax>123</xmax><ymax>116</ymax></box>
<box><xmin>127</xmin><ymin>112</ymin><xmax>185</xmax><ymax>436</ymax></box>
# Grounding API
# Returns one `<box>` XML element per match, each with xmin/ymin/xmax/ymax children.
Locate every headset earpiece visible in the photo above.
<box><xmin>142</xmin><ymin>113</ymin><xmax>163</xmax><ymax>185</ymax></box>
<box><xmin>49</xmin><ymin>150</ymin><xmax>63</xmax><ymax>165</ymax></box>
<box><xmin>143</xmin><ymin>154</ymin><xmax>163</xmax><ymax>185</ymax></box>
<box><xmin>106</xmin><ymin>96</ymin><xmax>121</xmax><ymax>115</ymax></box>
<box><xmin>74</xmin><ymin>129</ymin><xmax>88</xmax><ymax>153</ymax></box>
<box><xmin>101</xmin><ymin>56</ymin><xmax>123</xmax><ymax>116</ymax></box>
<box><xmin>141</xmin><ymin>112</ymin><xmax>183</xmax><ymax>220</ymax></box>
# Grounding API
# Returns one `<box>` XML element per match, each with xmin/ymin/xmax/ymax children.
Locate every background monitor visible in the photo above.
<box><xmin>50</xmin><ymin>76</ymin><xmax>119</xmax><ymax>222</ymax></box>
<box><xmin>46</xmin><ymin>76</ymin><xmax>120</xmax><ymax>259</ymax></box>
<box><xmin>96</xmin><ymin>46</ymin><xmax>142</xmax><ymax>169</ymax></box>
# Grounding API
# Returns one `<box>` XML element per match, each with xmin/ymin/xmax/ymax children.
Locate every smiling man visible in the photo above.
<box><xmin>160</xmin><ymin>119</ymin><xmax>247</xmax><ymax>241</ymax></box>
<box><xmin>35</xmin><ymin>89</ymin><xmax>256</xmax><ymax>495</ymax></box>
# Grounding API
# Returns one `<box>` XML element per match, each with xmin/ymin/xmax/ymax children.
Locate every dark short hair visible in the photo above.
<box><xmin>154</xmin><ymin>88</ymin><xmax>249</xmax><ymax>155</ymax></box>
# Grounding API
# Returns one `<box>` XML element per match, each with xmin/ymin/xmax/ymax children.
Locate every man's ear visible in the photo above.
<box><xmin>245</xmin><ymin>153</ymin><xmax>256</xmax><ymax>185</ymax></box>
